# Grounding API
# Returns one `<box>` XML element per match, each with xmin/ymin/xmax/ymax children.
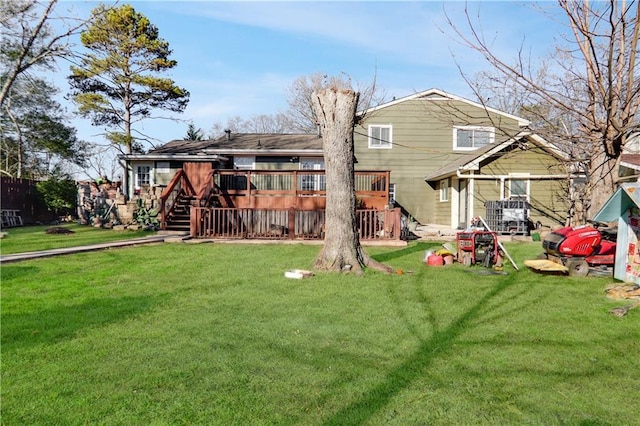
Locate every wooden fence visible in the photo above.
<box><xmin>190</xmin><ymin>207</ymin><xmax>402</xmax><ymax>241</ymax></box>
<box><xmin>0</xmin><ymin>177</ymin><xmax>53</xmax><ymax>225</ymax></box>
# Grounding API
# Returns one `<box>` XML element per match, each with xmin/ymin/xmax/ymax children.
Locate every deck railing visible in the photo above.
<box><xmin>190</xmin><ymin>207</ymin><xmax>402</xmax><ymax>241</ymax></box>
<box><xmin>211</xmin><ymin>170</ymin><xmax>389</xmax><ymax>210</ymax></box>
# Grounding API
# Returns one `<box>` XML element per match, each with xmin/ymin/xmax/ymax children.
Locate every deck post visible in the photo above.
<box><xmin>190</xmin><ymin>207</ymin><xmax>201</xmax><ymax>237</ymax></box>
<box><xmin>288</xmin><ymin>207</ymin><xmax>296</xmax><ymax>239</ymax></box>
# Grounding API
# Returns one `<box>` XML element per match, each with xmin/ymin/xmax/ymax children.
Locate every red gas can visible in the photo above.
<box><xmin>427</xmin><ymin>254</ymin><xmax>444</xmax><ymax>267</ymax></box>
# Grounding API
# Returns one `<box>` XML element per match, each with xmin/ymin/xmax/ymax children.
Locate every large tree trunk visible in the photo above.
<box><xmin>586</xmin><ymin>146</ymin><xmax>619</xmax><ymax>220</ymax></box>
<box><xmin>311</xmin><ymin>87</ymin><xmax>392</xmax><ymax>274</ymax></box>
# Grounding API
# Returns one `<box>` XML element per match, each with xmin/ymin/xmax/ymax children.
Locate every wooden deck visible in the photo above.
<box><xmin>160</xmin><ymin>169</ymin><xmax>400</xmax><ymax>240</ymax></box>
<box><xmin>190</xmin><ymin>207</ymin><xmax>402</xmax><ymax>241</ymax></box>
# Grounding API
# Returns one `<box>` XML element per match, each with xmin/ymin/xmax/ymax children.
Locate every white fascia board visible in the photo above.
<box><xmin>202</xmin><ymin>149</ymin><xmax>324</xmax><ymax>156</ymax></box>
<box><xmin>526</xmin><ymin>132</ymin><xmax>570</xmax><ymax>160</ymax></box>
<box><xmin>120</xmin><ymin>154</ymin><xmax>229</xmax><ymax>161</ymax></box>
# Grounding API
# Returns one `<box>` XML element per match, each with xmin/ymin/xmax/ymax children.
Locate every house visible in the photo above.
<box><xmin>121</xmin><ymin>132</ymin><xmax>395</xmax><ymax>239</ymax></box>
<box><xmin>619</xmin><ymin>132</ymin><xmax>640</xmax><ymax>180</ymax></box>
<box><xmin>121</xmin><ymin>88</ymin><xmax>575</xmax><ymax>234</ymax></box>
<box><xmin>121</xmin><ymin>132</ymin><xmax>324</xmax><ymax>197</ymax></box>
<box><xmin>353</xmin><ymin>89</ymin><xmax>572</xmax><ymax>230</ymax></box>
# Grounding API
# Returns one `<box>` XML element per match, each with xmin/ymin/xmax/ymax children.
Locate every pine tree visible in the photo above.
<box><xmin>69</xmin><ymin>4</ymin><xmax>189</xmax><ymax>154</ymax></box>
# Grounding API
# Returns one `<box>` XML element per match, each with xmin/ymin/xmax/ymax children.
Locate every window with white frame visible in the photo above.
<box><xmin>300</xmin><ymin>158</ymin><xmax>326</xmax><ymax>191</ymax></box>
<box><xmin>368</xmin><ymin>124</ymin><xmax>392</xmax><ymax>149</ymax></box>
<box><xmin>439</xmin><ymin>178</ymin><xmax>449</xmax><ymax>202</ymax></box>
<box><xmin>508</xmin><ymin>178</ymin><xmax>529</xmax><ymax>200</ymax></box>
<box><xmin>233</xmin><ymin>156</ymin><xmax>255</xmax><ymax>170</ymax></box>
<box><xmin>453</xmin><ymin>126</ymin><xmax>495</xmax><ymax>151</ymax></box>
<box><xmin>135</xmin><ymin>164</ymin><xmax>152</xmax><ymax>189</ymax></box>
<box><xmin>388</xmin><ymin>183</ymin><xmax>397</xmax><ymax>204</ymax></box>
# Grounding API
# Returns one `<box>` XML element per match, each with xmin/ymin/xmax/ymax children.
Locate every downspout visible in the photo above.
<box><xmin>118</xmin><ymin>157</ymin><xmax>130</xmax><ymax>198</ymax></box>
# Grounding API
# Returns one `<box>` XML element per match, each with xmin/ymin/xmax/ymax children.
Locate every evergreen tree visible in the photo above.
<box><xmin>185</xmin><ymin>122</ymin><xmax>204</xmax><ymax>141</ymax></box>
<box><xmin>68</xmin><ymin>3</ymin><xmax>189</xmax><ymax>154</ymax></box>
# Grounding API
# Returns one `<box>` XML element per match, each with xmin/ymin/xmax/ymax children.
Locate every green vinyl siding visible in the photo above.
<box><xmin>355</xmin><ymin>95</ymin><xmax>523</xmax><ymax>224</ymax></box>
<box><xmin>470</xmin><ymin>146</ymin><xmax>569</xmax><ymax>227</ymax></box>
<box><xmin>530</xmin><ymin>179</ymin><xmax>568</xmax><ymax>227</ymax></box>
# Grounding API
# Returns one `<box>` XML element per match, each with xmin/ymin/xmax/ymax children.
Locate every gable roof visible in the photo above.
<box><xmin>359</xmin><ymin>88</ymin><xmax>530</xmax><ymax>127</ymax></box>
<box><xmin>424</xmin><ymin>132</ymin><xmax>568</xmax><ymax>182</ymax></box>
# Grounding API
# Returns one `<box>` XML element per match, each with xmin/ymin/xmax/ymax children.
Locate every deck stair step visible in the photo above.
<box><xmin>165</xmin><ymin>194</ymin><xmax>196</xmax><ymax>231</ymax></box>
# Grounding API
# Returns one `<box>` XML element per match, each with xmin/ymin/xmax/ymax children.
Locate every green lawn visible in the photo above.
<box><xmin>2</xmin><ymin>240</ymin><xmax>638</xmax><ymax>424</ymax></box>
<box><xmin>0</xmin><ymin>223</ymin><xmax>155</xmax><ymax>255</ymax></box>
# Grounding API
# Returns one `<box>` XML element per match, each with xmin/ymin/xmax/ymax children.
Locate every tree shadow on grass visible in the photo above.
<box><xmin>320</xmin><ymin>272</ymin><xmax>521</xmax><ymax>425</ymax></box>
<box><xmin>371</xmin><ymin>241</ymin><xmax>444</xmax><ymax>263</ymax></box>
<box><xmin>1</xmin><ymin>294</ymin><xmax>167</xmax><ymax>351</ymax></box>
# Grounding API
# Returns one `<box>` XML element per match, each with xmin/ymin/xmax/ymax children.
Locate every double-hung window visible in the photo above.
<box><xmin>453</xmin><ymin>126</ymin><xmax>494</xmax><ymax>151</ymax></box>
<box><xmin>508</xmin><ymin>178</ymin><xmax>529</xmax><ymax>200</ymax></box>
<box><xmin>368</xmin><ymin>124</ymin><xmax>392</xmax><ymax>149</ymax></box>
<box><xmin>300</xmin><ymin>158</ymin><xmax>325</xmax><ymax>191</ymax></box>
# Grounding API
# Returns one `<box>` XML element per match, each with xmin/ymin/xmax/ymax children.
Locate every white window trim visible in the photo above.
<box><xmin>134</xmin><ymin>162</ymin><xmax>153</xmax><ymax>189</ymax></box>
<box><xmin>368</xmin><ymin>124</ymin><xmax>393</xmax><ymax>149</ymax></box>
<box><xmin>452</xmin><ymin>125</ymin><xmax>495</xmax><ymax>151</ymax></box>
<box><xmin>300</xmin><ymin>158</ymin><xmax>325</xmax><ymax>191</ymax></box>
<box><xmin>439</xmin><ymin>178</ymin><xmax>449</xmax><ymax>202</ymax></box>
<box><xmin>389</xmin><ymin>183</ymin><xmax>397</xmax><ymax>204</ymax></box>
<box><xmin>507</xmin><ymin>174</ymin><xmax>530</xmax><ymax>201</ymax></box>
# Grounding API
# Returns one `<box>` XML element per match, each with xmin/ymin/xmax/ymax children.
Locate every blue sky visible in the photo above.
<box><xmin>47</xmin><ymin>1</ymin><xmax>565</xmax><ymax>151</ymax></box>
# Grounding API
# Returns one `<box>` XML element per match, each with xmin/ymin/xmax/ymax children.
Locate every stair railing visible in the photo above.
<box><xmin>160</xmin><ymin>170</ymin><xmax>196</xmax><ymax>230</ymax></box>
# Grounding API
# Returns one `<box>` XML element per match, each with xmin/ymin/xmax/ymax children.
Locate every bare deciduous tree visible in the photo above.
<box><xmin>0</xmin><ymin>0</ymin><xmax>86</xmax><ymax>107</ymax></box>
<box><xmin>449</xmin><ymin>0</ymin><xmax>640</xmax><ymax>220</ymax></box>
<box><xmin>287</xmin><ymin>71</ymin><xmax>387</xmax><ymax>133</ymax></box>
<box><xmin>208</xmin><ymin>113</ymin><xmax>295</xmax><ymax>138</ymax></box>
<box><xmin>311</xmin><ymin>84</ymin><xmax>393</xmax><ymax>274</ymax></box>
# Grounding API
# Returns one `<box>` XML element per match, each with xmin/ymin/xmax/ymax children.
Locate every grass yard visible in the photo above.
<box><xmin>2</xmin><ymin>240</ymin><xmax>639</xmax><ymax>424</ymax></box>
<box><xmin>0</xmin><ymin>223</ymin><xmax>155</xmax><ymax>255</ymax></box>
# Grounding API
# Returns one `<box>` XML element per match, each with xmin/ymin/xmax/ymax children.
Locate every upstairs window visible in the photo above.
<box><xmin>453</xmin><ymin>126</ymin><xmax>495</xmax><ymax>151</ymax></box>
<box><xmin>368</xmin><ymin>125</ymin><xmax>392</xmax><ymax>149</ymax></box>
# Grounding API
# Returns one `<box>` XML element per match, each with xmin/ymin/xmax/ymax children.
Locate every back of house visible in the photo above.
<box><xmin>354</xmin><ymin>89</ymin><xmax>570</xmax><ymax>230</ymax></box>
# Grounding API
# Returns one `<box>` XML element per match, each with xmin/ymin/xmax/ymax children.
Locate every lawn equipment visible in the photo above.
<box><xmin>456</xmin><ymin>230</ymin><xmax>503</xmax><ymax>268</ymax></box>
<box><xmin>526</xmin><ymin>220</ymin><xmax>617</xmax><ymax>277</ymax></box>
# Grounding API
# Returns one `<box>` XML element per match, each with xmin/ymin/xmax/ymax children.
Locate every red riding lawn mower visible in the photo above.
<box><xmin>525</xmin><ymin>220</ymin><xmax>617</xmax><ymax>277</ymax></box>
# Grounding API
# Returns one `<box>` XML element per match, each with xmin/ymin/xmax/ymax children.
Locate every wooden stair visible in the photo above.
<box><xmin>165</xmin><ymin>194</ymin><xmax>195</xmax><ymax>232</ymax></box>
